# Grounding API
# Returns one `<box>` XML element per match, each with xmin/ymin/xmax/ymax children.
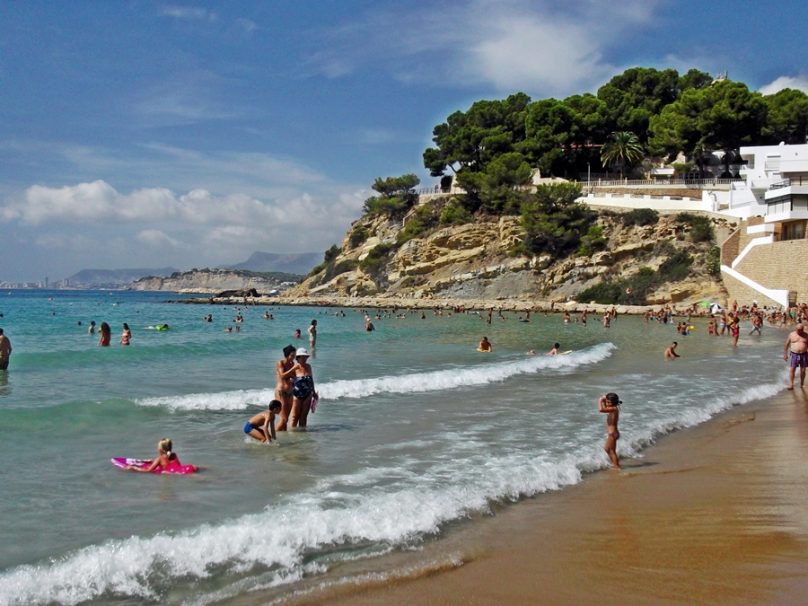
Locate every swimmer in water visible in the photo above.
<box><xmin>664</xmin><ymin>341</ymin><xmax>680</xmax><ymax>359</ymax></box>
<box><xmin>548</xmin><ymin>342</ymin><xmax>560</xmax><ymax>356</ymax></box>
<box><xmin>478</xmin><ymin>336</ymin><xmax>492</xmax><ymax>352</ymax></box>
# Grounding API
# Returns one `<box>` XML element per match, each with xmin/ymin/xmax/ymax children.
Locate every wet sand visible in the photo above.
<box><xmin>269</xmin><ymin>388</ymin><xmax>808</xmax><ymax>606</ymax></box>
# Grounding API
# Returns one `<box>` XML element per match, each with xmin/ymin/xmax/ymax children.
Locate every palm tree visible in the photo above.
<box><xmin>600</xmin><ymin>131</ymin><xmax>644</xmax><ymax>178</ymax></box>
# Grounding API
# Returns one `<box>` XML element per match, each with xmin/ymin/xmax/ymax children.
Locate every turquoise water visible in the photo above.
<box><xmin>0</xmin><ymin>290</ymin><xmax>788</xmax><ymax>605</ymax></box>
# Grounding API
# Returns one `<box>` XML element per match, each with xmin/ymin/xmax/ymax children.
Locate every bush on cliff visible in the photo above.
<box><xmin>518</xmin><ymin>182</ymin><xmax>595</xmax><ymax>258</ymax></box>
<box><xmin>363</xmin><ymin>174</ymin><xmax>420</xmax><ymax>217</ymax></box>
<box><xmin>676</xmin><ymin>213</ymin><xmax>714</xmax><ymax>243</ymax></box>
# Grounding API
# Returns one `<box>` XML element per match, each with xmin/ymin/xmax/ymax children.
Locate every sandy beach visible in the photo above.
<box><xmin>267</xmin><ymin>388</ymin><xmax>808</xmax><ymax>606</ymax></box>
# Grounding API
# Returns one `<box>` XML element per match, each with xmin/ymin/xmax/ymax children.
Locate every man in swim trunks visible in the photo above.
<box><xmin>244</xmin><ymin>400</ymin><xmax>282</xmax><ymax>443</ymax></box>
<box><xmin>784</xmin><ymin>323</ymin><xmax>808</xmax><ymax>390</ymax></box>
<box><xmin>0</xmin><ymin>328</ymin><xmax>11</xmax><ymax>370</ymax></box>
<box><xmin>598</xmin><ymin>393</ymin><xmax>621</xmax><ymax>469</ymax></box>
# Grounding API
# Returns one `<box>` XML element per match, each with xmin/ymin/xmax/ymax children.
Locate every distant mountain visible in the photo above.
<box><xmin>223</xmin><ymin>252</ymin><xmax>321</xmax><ymax>275</ymax></box>
<box><xmin>66</xmin><ymin>267</ymin><xmax>178</xmax><ymax>288</ymax></box>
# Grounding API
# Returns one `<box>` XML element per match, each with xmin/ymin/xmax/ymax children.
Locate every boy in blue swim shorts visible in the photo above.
<box><xmin>244</xmin><ymin>400</ymin><xmax>282</xmax><ymax>443</ymax></box>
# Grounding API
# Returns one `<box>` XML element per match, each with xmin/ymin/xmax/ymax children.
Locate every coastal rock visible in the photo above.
<box><xmin>285</xmin><ymin>202</ymin><xmax>726</xmax><ymax>307</ymax></box>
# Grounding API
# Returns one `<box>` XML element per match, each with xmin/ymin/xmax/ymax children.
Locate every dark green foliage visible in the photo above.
<box><xmin>658</xmin><ymin>250</ymin><xmax>693</xmax><ymax>281</ymax></box>
<box><xmin>398</xmin><ymin>205</ymin><xmax>439</xmax><ymax>243</ymax></box>
<box><xmin>349</xmin><ymin>227</ymin><xmax>368</xmax><ymax>248</ymax></box>
<box><xmin>675</xmin><ymin>213</ymin><xmax>714</xmax><ymax>242</ymax></box>
<box><xmin>439</xmin><ymin>199</ymin><xmax>473</xmax><ymax>225</ymax></box>
<box><xmin>577</xmin><ymin>250</ymin><xmax>692</xmax><ymax>305</ymax></box>
<box><xmin>363</xmin><ymin>174</ymin><xmax>420</xmax><ymax>217</ymax></box>
<box><xmin>456</xmin><ymin>151</ymin><xmax>533</xmax><ymax>214</ymax></box>
<box><xmin>519</xmin><ymin>183</ymin><xmax>594</xmax><ymax>257</ymax></box>
<box><xmin>706</xmin><ymin>245</ymin><xmax>721</xmax><ymax>276</ymax></box>
<box><xmin>577</xmin><ymin>224</ymin><xmax>607</xmax><ymax>256</ymax></box>
<box><xmin>359</xmin><ymin>242</ymin><xmax>395</xmax><ymax>274</ymax></box>
<box><xmin>576</xmin><ymin>281</ymin><xmax>623</xmax><ymax>304</ymax></box>
<box><xmin>649</xmin><ymin>81</ymin><xmax>767</xmax><ymax>161</ymax></box>
<box><xmin>324</xmin><ymin>245</ymin><xmax>340</xmax><ymax>263</ymax></box>
<box><xmin>761</xmin><ymin>88</ymin><xmax>808</xmax><ymax>144</ymax></box>
<box><xmin>620</xmin><ymin>208</ymin><xmax>659</xmax><ymax>226</ymax></box>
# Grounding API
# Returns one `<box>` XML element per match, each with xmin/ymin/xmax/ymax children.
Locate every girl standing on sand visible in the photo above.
<box><xmin>274</xmin><ymin>345</ymin><xmax>296</xmax><ymax>431</ymax></box>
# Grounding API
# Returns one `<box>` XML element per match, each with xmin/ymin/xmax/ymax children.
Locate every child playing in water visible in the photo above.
<box><xmin>244</xmin><ymin>400</ymin><xmax>282</xmax><ymax>443</ymax></box>
<box><xmin>127</xmin><ymin>438</ymin><xmax>192</xmax><ymax>473</ymax></box>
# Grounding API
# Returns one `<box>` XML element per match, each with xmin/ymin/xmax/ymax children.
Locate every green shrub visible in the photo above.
<box><xmin>620</xmin><ymin>208</ymin><xmax>659</xmax><ymax>226</ymax></box>
<box><xmin>349</xmin><ymin>227</ymin><xmax>368</xmax><ymax>248</ymax></box>
<box><xmin>706</xmin><ymin>245</ymin><xmax>721</xmax><ymax>276</ymax></box>
<box><xmin>328</xmin><ymin>259</ymin><xmax>359</xmax><ymax>279</ymax></box>
<box><xmin>439</xmin><ymin>199</ymin><xmax>473</xmax><ymax>225</ymax></box>
<box><xmin>577</xmin><ymin>224</ymin><xmax>608</xmax><ymax>256</ymax></box>
<box><xmin>359</xmin><ymin>242</ymin><xmax>395</xmax><ymax>274</ymax></box>
<box><xmin>398</xmin><ymin>205</ymin><xmax>438</xmax><ymax>244</ymax></box>
<box><xmin>658</xmin><ymin>250</ymin><xmax>693</xmax><ymax>281</ymax></box>
<box><xmin>577</xmin><ymin>281</ymin><xmax>623</xmax><ymax>304</ymax></box>
<box><xmin>675</xmin><ymin>213</ymin><xmax>714</xmax><ymax>243</ymax></box>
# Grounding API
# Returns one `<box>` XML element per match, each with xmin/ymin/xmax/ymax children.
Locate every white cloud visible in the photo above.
<box><xmin>759</xmin><ymin>75</ymin><xmax>808</xmax><ymax>95</ymax></box>
<box><xmin>137</xmin><ymin>229</ymin><xmax>185</xmax><ymax>249</ymax></box>
<box><xmin>159</xmin><ymin>5</ymin><xmax>217</xmax><ymax>22</ymax></box>
<box><xmin>308</xmin><ymin>0</ymin><xmax>660</xmax><ymax>96</ymax></box>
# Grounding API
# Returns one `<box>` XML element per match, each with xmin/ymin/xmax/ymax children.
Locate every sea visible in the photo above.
<box><xmin>0</xmin><ymin>289</ymin><xmax>788</xmax><ymax>605</ymax></box>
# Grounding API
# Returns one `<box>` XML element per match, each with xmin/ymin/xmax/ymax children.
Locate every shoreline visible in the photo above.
<box><xmin>230</xmin><ymin>387</ymin><xmax>808</xmax><ymax>606</ymax></box>
<box><xmin>327</xmin><ymin>389</ymin><xmax>808</xmax><ymax>606</ymax></box>
<box><xmin>169</xmin><ymin>293</ymin><xmax>709</xmax><ymax>316</ymax></box>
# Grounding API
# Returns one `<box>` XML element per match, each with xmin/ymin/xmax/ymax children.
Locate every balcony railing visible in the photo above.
<box><xmin>770</xmin><ymin>178</ymin><xmax>791</xmax><ymax>190</ymax></box>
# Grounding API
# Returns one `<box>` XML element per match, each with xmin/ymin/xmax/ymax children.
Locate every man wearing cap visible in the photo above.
<box><xmin>784</xmin><ymin>323</ymin><xmax>808</xmax><ymax>390</ymax></box>
<box><xmin>598</xmin><ymin>393</ymin><xmax>621</xmax><ymax>469</ymax></box>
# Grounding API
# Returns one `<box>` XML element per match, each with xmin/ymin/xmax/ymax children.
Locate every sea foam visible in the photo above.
<box><xmin>136</xmin><ymin>342</ymin><xmax>618</xmax><ymax>411</ymax></box>
<box><xmin>0</xmin><ymin>376</ymin><xmax>783</xmax><ymax>606</ymax></box>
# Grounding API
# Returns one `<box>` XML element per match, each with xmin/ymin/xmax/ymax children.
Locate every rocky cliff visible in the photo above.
<box><xmin>130</xmin><ymin>268</ymin><xmax>300</xmax><ymax>294</ymax></box>
<box><xmin>286</xmin><ymin>199</ymin><xmax>733</xmax><ymax>305</ymax></box>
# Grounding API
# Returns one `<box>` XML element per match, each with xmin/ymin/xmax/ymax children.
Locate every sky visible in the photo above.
<box><xmin>1</xmin><ymin>0</ymin><xmax>807</xmax><ymax>282</ymax></box>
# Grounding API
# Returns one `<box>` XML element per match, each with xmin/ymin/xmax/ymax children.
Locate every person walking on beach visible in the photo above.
<box><xmin>598</xmin><ymin>393</ymin><xmax>621</xmax><ymax>469</ymax></box>
<box><xmin>275</xmin><ymin>345</ymin><xmax>296</xmax><ymax>431</ymax></box>
<box><xmin>784</xmin><ymin>323</ymin><xmax>808</xmax><ymax>390</ymax></box>
<box><xmin>0</xmin><ymin>328</ymin><xmax>12</xmax><ymax>370</ymax></box>
<box><xmin>664</xmin><ymin>341</ymin><xmax>680</xmax><ymax>359</ymax></box>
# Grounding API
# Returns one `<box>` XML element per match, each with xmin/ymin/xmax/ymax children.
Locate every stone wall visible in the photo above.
<box><xmin>725</xmin><ymin>237</ymin><xmax>808</xmax><ymax>304</ymax></box>
<box><xmin>720</xmin><ymin>272</ymin><xmax>783</xmax><ymax>307</ymax></box>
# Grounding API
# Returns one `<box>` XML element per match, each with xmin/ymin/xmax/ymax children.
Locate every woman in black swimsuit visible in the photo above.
<box><xmin>283</xmin><ymin>347</ymin><xmax>316</xmax><ymax>428</ymax></box>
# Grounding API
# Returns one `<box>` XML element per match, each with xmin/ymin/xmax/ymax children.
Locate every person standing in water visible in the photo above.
<box><xmin>274</xmin><ymin>345</ymin><xmax>296</xmax><ymax>431</ymax></box>
<box><xmin>99</xmin><ymin>322</ymin><xmax>111</xmax><ymax>347</ymax></box>
<box><xmin>664</xmin><ymin>341</ymin><xmax>680</xmax><ymax>359</ymax></box>
<box><xmin>284</xmin><ymin>347</ymin><xmax>316</xmax><ymax>428</ymax></box>
<box><xmin>598</xmin><ymin>393</ymin><xmax>621</xmax><ymax>469</ymax></box>
<box><xmin>308</xmin><ymin>319</ymin><xmax>317</xmax><ymax>349</ymax></box>
<box><xmin>120</xmin><ymin>323</ymin><xmax>131</xmax><ymax>346</ymax></box>
<box><xmin>478</xmin><ymin>336</ymin><xmax>492</xmax><ymax>352</ymax></box>
<box><xmin>0</xmin><ymin>328</ymin><xmax>12</xmax><ymax>370</ymax></box>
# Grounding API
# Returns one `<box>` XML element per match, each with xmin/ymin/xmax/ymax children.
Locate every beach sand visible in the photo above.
<box><xmin>267</xmin><ymin>388</ymin><xmax>808</xmax><ymax>606</ymax></box>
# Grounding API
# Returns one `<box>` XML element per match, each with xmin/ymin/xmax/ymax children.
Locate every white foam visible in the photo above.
<box><xmin>136</xmin><ymin>343</ymin><xmax>617</xmax><ymax>411</ymax></box>
<box><xmin>0</xmin><ymin>373</ymin><xmax>782</xmax><ymax>606</ymax></box>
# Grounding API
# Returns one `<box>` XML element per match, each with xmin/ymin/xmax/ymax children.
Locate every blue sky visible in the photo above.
<box><xmin>1</xmin><ymin>0</ymin><xmax>807</xmax><ymax>281</ymax></box>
